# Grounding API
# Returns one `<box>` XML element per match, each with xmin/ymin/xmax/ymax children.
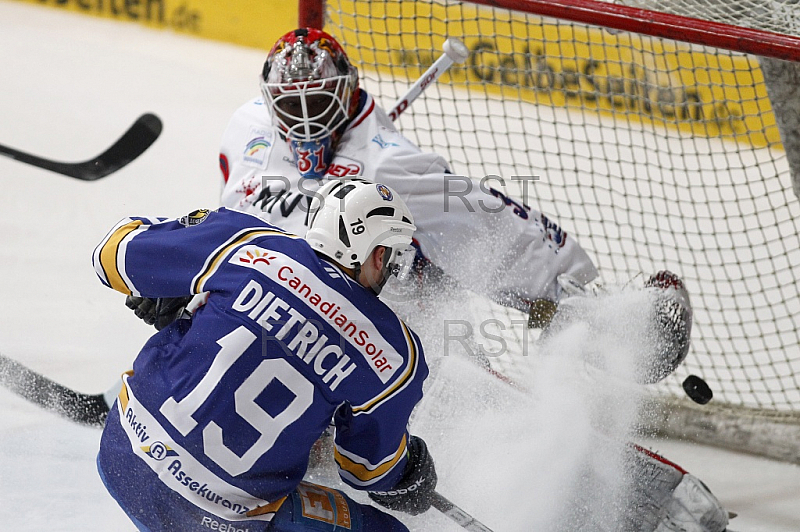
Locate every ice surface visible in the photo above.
<box><xmin>0</xmin><ymin>2</ymin><xmax>798</xmax><ymax>531</ymax></box>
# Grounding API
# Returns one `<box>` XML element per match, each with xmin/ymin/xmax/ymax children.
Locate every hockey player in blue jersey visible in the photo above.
<box><xmin>93</xmin><ymin>178</ymin><xmax>436</xmax><ymax>531</ymax></box>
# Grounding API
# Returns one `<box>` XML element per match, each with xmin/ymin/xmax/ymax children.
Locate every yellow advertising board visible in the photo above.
<box><xmin>330</xmin><ymin>0</ymin><xmax>778</xmax><ymax>148</ymax></box>
<box><xmin>17</xmin><ymin>0</ymin><xmax>779</xmax><ymax>148</ymax></box>
<box><xmin>12</xmin><ymin>0</ymin><xmax>296</xmax><ymax>51</ymax></box>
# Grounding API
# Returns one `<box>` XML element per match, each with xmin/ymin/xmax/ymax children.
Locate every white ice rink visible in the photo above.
<box><xmin>0</xmin><ymin>2</ymin><xmax>799</xmax><ymax>531</ymax></box>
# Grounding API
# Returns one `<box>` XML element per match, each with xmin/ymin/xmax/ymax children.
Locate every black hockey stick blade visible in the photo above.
<box><xmin>431</xmin><ymin>491</ymin><xmax>494</xmax><ymax>531</ymax></box>
<box><xmin>0</xmin><ymin>113</ymin><xmax>162</xmax><ymax>181</ymax></box>
<box><xmin>0</xmin><ymin>352</ymin><xmax>109</xmax><ymax>427</ymax></box>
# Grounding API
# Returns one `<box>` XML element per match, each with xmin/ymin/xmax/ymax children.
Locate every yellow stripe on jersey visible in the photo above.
<box><xmin>99</xmin><ymin>220</ymin><xmax>143</xmax><ymax>295</ymax></box>
<box><xmin>192</xmin><ymin>228</ymin><xmax>298</xmax><ymax>294</ymax></box>
<box><xmin>351</xmin><ymin>321</ymin><xmax>418</xmax><ymax>415</ymax></box>
<box><xmin>245</xmin><ymin>495</ymin><xmax>287</xmax><ymax>518</ymax></box>
<box><xmin>117</xmin><ymin>370</ymin><xmax>134</xmax><ymax>411</ymax></box>
<box><xmin>334</xmin><ymin>434</ymin><xmax>407</xmax><ymax>484</ymax></box>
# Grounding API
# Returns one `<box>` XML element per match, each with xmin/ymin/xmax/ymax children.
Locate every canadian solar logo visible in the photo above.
<box><xmin>238</xmin><ymin>248</ymin><xmax>277</xmax><ymax>266</ymax></box>
<box><xmin>376</xmin><ymin>183</ymin><xmax>393</xmax><ymax>201</ymax></box>
<box><xmin>142</xmin><ymin>441</ymin><xmax>178</xmax><ymax>461</ymax></box>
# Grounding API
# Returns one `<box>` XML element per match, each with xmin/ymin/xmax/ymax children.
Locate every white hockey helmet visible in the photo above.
<box><xmin>306</xmin><ymin>178</ymin><xmax>417</xmax><ymax>286</ymax></box>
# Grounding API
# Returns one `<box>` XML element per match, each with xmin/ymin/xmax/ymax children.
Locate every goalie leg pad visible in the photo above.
<box><xmin>653</xmin><ymin>474</ymin><xmax>729</xmax><ymax>532</ymax></box>
<box><xmin>629</xmin><ymin>445</ymin><xmax>728</xmax><ymax>532</ymax></box>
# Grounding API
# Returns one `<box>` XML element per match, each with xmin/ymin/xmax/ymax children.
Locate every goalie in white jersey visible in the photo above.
<box><xmin>213</xmin><ymin>27</ymin><xmax>702</xmax><ymax>383</ymax></box>
<box><xmin>95</xmin><ymin>180</ymin><xmax>439</xmax><ymax>531</ymax></box>
<box><xmin>219</xmin><ymin>27</ymin><xmax>598</xmax><ymax>316</ymax></box>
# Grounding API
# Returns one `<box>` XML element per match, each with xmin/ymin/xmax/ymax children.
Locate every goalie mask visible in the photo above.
<box><xmin>306</xmin><ymin>178</ymin><xmax>417</xmax><ymax>294</ymax></box>
<box><xmin>261</xmin><ymin>28</ymin><xmax>360</xmax><ymax>179</ymax></box>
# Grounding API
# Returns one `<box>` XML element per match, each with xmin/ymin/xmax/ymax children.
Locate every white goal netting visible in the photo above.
<box><xmin>317</xmin><ymin>0</ymin><xmax>800</xmax><ymax>459</ymax></box>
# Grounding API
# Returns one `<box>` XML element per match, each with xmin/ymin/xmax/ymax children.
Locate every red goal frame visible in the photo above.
<box><xmin>298</xmin><ymin>0</ymin><xmax>800</xmax><ymax>62</ymax></box>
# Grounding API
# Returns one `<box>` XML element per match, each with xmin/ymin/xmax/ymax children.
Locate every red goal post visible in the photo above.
<box><xmin>302</xmin><ymin>0</ymin><xmax>800</xmax><ymax>62</ymax></box>
<box><xmin>298</xmin><ymin>0</ymin><xmax>800</xmax><ymax>464</ymax></box>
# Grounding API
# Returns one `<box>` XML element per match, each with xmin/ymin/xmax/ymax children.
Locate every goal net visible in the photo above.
<box><xmin>303</xmin><ymin>0</ymin><xmax>800</xmax><ymax>462</ymax></box>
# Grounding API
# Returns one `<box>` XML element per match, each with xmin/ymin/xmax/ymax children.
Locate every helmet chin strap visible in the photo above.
<box><xmin>371</xmin><ymin>246</ymin><xmax>396</xmax><ymax>295</ymax></box>
<box><xmin>377</xmin><ymin>246</ymin><xmax>394</xmax><ymax>290</ymax></box>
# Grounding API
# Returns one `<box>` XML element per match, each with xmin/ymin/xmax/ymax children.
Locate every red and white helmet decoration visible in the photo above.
<box><xmin>260</xmin><ymin>28</ymin><xmax>360</xmax><ymax>144</ymax></box>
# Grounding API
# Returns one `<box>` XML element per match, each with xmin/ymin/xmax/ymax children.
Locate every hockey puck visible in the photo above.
<box><xmin>683</xmin><ymin>375</ymin><xmax>713</xmax><ymax>404</ymax></box>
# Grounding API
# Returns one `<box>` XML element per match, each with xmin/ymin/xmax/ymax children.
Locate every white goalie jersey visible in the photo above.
<box><xmin>219</xmin><ymin>91</ymin><xmax>598</xmax><ymax>306</ymax></box>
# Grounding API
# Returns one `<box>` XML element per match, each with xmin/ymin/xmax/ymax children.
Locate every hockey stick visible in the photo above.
<box><xmin>387</xmin><ymin>38</ymin><xmax>470</xmax><ymax>121</ymax></box>
<box><xmin>432</xmin><ymin>491</ymin><xmax>494</xmax><ymax>531</ymax></box>
<box><xmin>0</xmin><ymin>113</ymin><xmax>162</xmax><ymax>181</ymax></box>
<box><xmin>0</xmin><ymin>352</ymin><xmax>108</xmax><ymax>427</ymax></box>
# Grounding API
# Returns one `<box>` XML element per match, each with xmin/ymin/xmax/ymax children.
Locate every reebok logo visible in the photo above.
<box><xmin>200</xmin><ymin>516</ymin><xmax>247</xmax><ymax>532</ymax></box>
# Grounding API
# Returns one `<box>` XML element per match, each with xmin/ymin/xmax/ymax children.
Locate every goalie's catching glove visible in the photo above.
<box><xmin>125</xmin><ymin>295</ymin><xmax>193</xmax><ymax>331</ymax></box>
<box><xmin>643</xmin><ymin>270</ymin><xmax>693</xmax><ymax>383</ymax></box>
<box><xmin>368</xmin><ymin>435</ymin><xmax>437</xmax><ymax>515</ymax></box>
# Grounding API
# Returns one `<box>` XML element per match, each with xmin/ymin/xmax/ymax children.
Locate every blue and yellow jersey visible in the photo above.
<box><xmin>93</xmin><ymin>207</ymin><xmax>427</xmax><ymax>523</ymax></box>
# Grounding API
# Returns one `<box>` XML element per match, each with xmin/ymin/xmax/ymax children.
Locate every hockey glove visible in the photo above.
<box><xmin>643</xmin><ymin>270</ymin><xmax>693</xmax><ymax>383</ymax></box>
<box><xmin>528</xmin><ymin>274</ymin><xmax>598</xmax><ymax>329</ymax></box>
<box><xmin>528</xmin><ymin>298</ymin><xmax>558</xmax><ymax>329</ymax></box>
<box><xmin>368</xmin><ymin>435</ymin><xmax>437</xmax><ymax>516</ymax></box>
<box><xmin>125</xmin><ymin>295</ymin><xmax>193</xmax><ymax>331</ymax></box>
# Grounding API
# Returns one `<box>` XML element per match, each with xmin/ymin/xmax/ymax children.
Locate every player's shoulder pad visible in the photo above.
<box><xmin>215</xmin><ymin>207</ymin><xmax>298</xmax><ymax>236</ymax></box>
<box><xmin>229</xmin><ymin>95</ymin><xmax>271</xmax><ymax>124</ymax></box>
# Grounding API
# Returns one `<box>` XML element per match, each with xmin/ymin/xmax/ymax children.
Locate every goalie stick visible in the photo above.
<box><xmin>388</xmin><ymin>38</ymin><xmax>470</xmax><ymax>121</ymax></box>
<box><xmin>0</xmin><ymin>113</ymin><xmax>162</xmax><ymax>181</ymax></box>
